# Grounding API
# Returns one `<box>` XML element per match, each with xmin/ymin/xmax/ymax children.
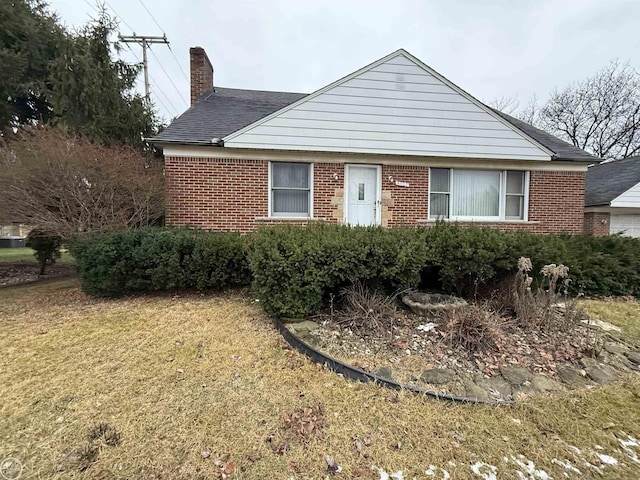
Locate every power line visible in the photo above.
<box><xmin>167</xmin><ymin>44</ymin><xmax>190</xmax><ymax>82</ymax></box>
<box><xmin>119</xmin><ymin>34</ymin><xmax>169</xmax><ymax>99</ymax></box>
<box><xmin>136</xmin><ymin>0</ymin><xmax>189</xmax><ymax>83</ymax></box>
<box><xmin>138</xmin><ymin>0</ymin><xmax>164</xmax><ymax>34</ymax></box>
<box><xmin>150</xmin><ymin>83</ymin><xmax>180</xmax><ymax>118</ymax></box>
<box><xmin>103</xmin><ymin>0</ymin><xmax>136</xmax><ymax>33</ymax></box>
<box><xmin>148</xmin><ymin>46</ymin><xmax>188</xmax><ymax>107</ymax></box>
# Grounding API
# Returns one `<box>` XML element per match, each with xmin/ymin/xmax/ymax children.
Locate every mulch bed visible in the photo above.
<box><xmin>0</xmin><ymin>261</ymin><xmax>76</xmax><ymax>287</ymax></box>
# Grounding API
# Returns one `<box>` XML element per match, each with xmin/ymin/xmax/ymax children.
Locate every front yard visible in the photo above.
<box><xmin>1</xmin><ymin>279</ymin><xmax>639</xmax><ymax>479</ymax></box>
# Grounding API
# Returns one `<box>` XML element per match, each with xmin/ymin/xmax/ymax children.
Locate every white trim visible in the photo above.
<box><xmin>428</xmin><ymin>168</ymin><xmax>530</xmax><ymax>221</ymax></box>
<box><xmin>222</xmin><ymin>49</ymin><xmax>554</xmax><ymax>159</ymax></box>
<box><xmin>343</xmin><ymin>164</ymin><xmax>381</xmax><ymax>226</ymax></box>
<box><xmin>268</xmin><ymin>161</ymin><xmax>314</xmax><ymax>218</ymax></box>
<box><xmin>162</xmin><ymin>145</ymin><xmax>589</xmax><ymax>172</ymax></box>
<box><xmin>610</xmin><ymin>180</ymin><xmax>640</xmax><ymax>207</ymax></box>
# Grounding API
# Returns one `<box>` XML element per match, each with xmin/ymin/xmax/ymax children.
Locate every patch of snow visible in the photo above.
<box><xmin>390</xmin><ymin>471</ymin><xmax>404</xmax><ymax>480</ymax></box>
<box><xmin>511</xmin><ymin>418</ymin><xmax>522</xmax><ymax>425</ymax></box>
<box><xmin>417</xmin><ymin>323</ymin><xmax>438</xmax><ymax>332</ymax></box>
<box><xmin>512</xmin><ymin>455</ymin><xmax>550</xmax><ymax>479</ymax></box>
<box><xmin>372</xmin><ymin>466</ymin><xmax>389</xmax><ymax>480</ymax></box>
<box><xmin>618</xmin><ymin>435</ymin><xmax>640</xmax><ymax>464</ymax></box>
<box><xmin>424</xmin><ymin>466</ymin><xmax>449</xmax><ymax>479</ymax></box>
<box><xmin>567</xmin><ymin>445</ymin><xmax>582</xmax><ymax>455</ymax></box>
<box><xmin>552</xmin><ymin>458</ymin><xmax>581</xmax><ymax>474</ymax></box>
<box><xmin>597</xmin><ymin>454</ymin><xmax>618</xmax><ymax>465</ymax></box>
<box><xmin>470</xmin><ymin>461</ymin><xmax>497</xmax><ymax>480</ymax></box>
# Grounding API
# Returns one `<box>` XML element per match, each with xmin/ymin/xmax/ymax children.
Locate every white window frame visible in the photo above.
<box><xmin>268</xmin><ymin>162</ymin><xmax>314</xmax><ymax>218</ymax></box>
<box><xmin>428</xmin><ymin>168</ymin><xmax>529</xmax><ymax>222</ymax></box>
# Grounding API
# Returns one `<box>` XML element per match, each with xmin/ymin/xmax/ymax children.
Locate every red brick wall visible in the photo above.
<box><xmin>382</xmin><ymin>165</ymin><xmax>430</xmax><ymax>226</ymax></box>
<box><xmin>165</xmin><ymin>156</ymin><xmax>586</xmax><ymax>234</ymax></box>
<box><xmin>165</xmin><ymin>157</ymin><xmax>268</xmax><ymax>233</ymax></box>
<box><xmin>584</xmin><ymin>212</ymin><xmax>610</xmax><ymax>236</ymax></box>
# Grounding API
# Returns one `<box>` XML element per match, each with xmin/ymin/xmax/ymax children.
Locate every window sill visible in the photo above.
<box><xmin>255</xmin><ymin>217</ymin><xmax>326</xmax><ymax>222</ymax></box>
<box><xmin>417</xmin><ymin>219</ymin><xmax>540</xmax><ymax>225</ymax></box>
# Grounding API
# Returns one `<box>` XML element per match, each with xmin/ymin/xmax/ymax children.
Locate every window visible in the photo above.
<box><xmin>429</xmin><ymin>168</ymin><xmax>528</xmax><ymax>221</ymax></box>
<box><xmin>270</xmin><ymin>162</ymin><xmax>312</xmax><ymax>217</ymax></box>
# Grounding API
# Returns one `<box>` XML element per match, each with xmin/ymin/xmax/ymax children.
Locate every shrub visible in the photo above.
<box><xmin>334</xmin><ymin>281</ymin><xmax>399</xmax><ymax>336</ymax></box>
<box><xmin>248</xmin><ymin>224</ymin><xmax>427</xmax><ymax>318</ymax></box>
<box><xmin>71</xmin><ymin>228</ymin><xmax>250</xmax><ymax>296</ymax></box>
<box><xmin>26</xmin><ymin>229</ymin><xmax>62</xmax><ymax>275</ymax></box>
<box><xmin>439</xmin><ymin>304</ymin><xmax>502</xmax><ymax>353</ymax></box>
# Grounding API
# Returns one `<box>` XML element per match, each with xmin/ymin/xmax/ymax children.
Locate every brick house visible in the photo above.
<box><xmin>584</xmin><ymin>156</ymin><xmax>640</xmax><ymax>237</ymax></box>
<box><xmin>150</xmin><ymin>47</ymin><xmax>596</xmax><ymax>234</ymax></box>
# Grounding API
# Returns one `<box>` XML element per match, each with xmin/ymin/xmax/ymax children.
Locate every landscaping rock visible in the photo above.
<box><xmin>373</xmin><ymin>367</ymin><xmax>394</xmax><ymax>380</ymax></box>
<box><xmin>531</xmin><ymin>375</ymin><xmax>563</xmax><ymax>393</ymax></box>
<box><xmin>289</xmin><ymin>321</ymin><xmax>319</xmax><ymax>334</ymax></box>
<box><xmin>604</xmin><ymin>342</ymin><xmax>629</xmax><ymax>355</ymax></box>
<box><xmin>420</xmin><ymin>368</ymin><xmax>456</xmax><ymax>385</ymax></box>
<box><xmin>626</xmin><ymin>352</ymin><xmax>640</xmax><ymax>365</ymax></box>
<box><xmin>500</xmin><ymin>366</ymin><xmax>533</xmax><ymax>386</ymax></box>
<box><xmin>585</xmin><ymin>364</ymin><xmax>618</xmax><ymax>384</ymax></box>
<box><xmin>580</xmin><ymin>357</ymin><xmax>598</xmax><ymax>368</ymax></box>
<box><xmin>476</xmin><ymin>376</ymin><xmax>512</xmax><ymax>400</ymax></box>
<box><xmin>463</xmin><ymin>380</ymin><xmax>489</xmax><ymax>401</ymax></box>
<box><xmin>557</xmin><ymin>366</ymin><xmax>588</xmax><ymax>387</ymax></box>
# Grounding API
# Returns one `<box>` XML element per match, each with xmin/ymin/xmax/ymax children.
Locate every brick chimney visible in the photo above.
<box><xmin>190</xmin><ymin>46</ymin><xmax>214</xmax><ymax>105</ymax></box>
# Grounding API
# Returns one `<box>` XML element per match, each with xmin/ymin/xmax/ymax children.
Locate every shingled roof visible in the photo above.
<box><xmin>152</xmin><ymin>87</ymin><xmax>306</xmax><ymax>145</ymax></box>
<box><xmin>490</xmin><ymin>109</ymin><xmax>597</xmax><ymax>162</ymax></box>
<box><xmin>585</xmin><ymin>156</ymin><xmax>640</xmax><ymax>206</ymax></box>
<box><xmin>151</xmin><ymin>86</ymin><xmax>597</xmax><ymax>163</ymax></box>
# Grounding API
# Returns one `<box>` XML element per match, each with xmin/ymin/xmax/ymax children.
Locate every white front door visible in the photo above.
<box><xmin>346</xmin><ymin>165</ymin><xmax>380</xmax><ymax>226</ymax></box>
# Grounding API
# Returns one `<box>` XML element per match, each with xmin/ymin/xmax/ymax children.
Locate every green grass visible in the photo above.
<box><xmin>0</xmin><ymin>247</ymin><xmax>74</xmax><ymax>263</ymax></box>
<box><xmin>0</xmin><ymin>280</ymin><xmax>638</xmax><ymax>479</ymax></box>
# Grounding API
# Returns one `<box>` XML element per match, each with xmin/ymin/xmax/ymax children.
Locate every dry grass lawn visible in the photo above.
<box><xmin>1</xmin><ymin>279</ymin><xmax>639</xmax><ymax>479</ymax></box>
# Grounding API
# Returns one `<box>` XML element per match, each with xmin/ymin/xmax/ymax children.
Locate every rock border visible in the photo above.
<box><xmin>273</xmin><ymin>317</ymin><xmax>513</xmax><ymax>406</ymax></box>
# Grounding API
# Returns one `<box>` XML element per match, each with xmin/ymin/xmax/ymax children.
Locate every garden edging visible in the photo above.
<box><xmin>272</xmin><ymin>317</ymin><xmax>513</xmax><ymax>406</ymax></box>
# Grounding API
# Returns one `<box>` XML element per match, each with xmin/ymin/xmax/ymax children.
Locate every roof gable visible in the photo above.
<box><xmin>224</xmin><ymin>49</ymin><xmax>552</xmax><ymax>160</ymax></box>
<box><xmin>585</xmin><ymin>156</ymin><xmax>640</xmax><ymax>206</ymax></box>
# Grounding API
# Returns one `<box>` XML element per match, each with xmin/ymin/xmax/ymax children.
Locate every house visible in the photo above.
<box><xmin>584</xmin><ymin>157</ymin><xmax>640</xmax><ymax>237</ymax></box>
<box><xmin>150</xmin><ymin>47</ymin><xmax>597</xmax><ymax>234</ymax></box>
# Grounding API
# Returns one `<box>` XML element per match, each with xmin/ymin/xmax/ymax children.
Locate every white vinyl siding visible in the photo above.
<box><xmin>269</xmin><ymin>162</ymin><xmax>313</xmax><ymax>217</ymax></box>
<box><xmin>429</xmin><ymin>168</ymin><xmax>529</xmax><ymax>221</ymax></box>
<box><xmin>226</xmin><ymin>52</ymin><xmax>551</xmax><ymax>161</ymax></box>
<box><xmin>611</xmin><ymin>181</ymin><xmax>640</xmax><ymax>208</ymax></box>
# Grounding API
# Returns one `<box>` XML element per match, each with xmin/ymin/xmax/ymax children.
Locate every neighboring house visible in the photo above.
<box><xmin>584</xmin><ymin>157</ymin><xmax>640</xmax><ymax>237</ymax></box>
<box><xmin>150</xmin><ymin>47</ymin><xmax>597</xmax><ymax>234</ymax></box>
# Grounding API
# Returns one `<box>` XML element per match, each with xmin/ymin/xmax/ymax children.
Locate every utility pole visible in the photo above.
<box><xmin>118</xmin><ymin>34</ymin><xmax>169</xmax><ymax>100</ymax></box>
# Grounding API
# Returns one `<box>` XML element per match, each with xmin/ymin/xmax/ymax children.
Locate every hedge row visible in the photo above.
<box><xmin>71</xmin><ymin>224</ymin><xmax>640</xmax><ymax>317</ymax></box>
<box><xmin>70</xmin><ymin>228</ymin><xmax>250</xmax><ymax>296</ymax></box>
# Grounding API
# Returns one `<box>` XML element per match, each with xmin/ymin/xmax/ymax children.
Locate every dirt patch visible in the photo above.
<box><xmin>0</xmin><ymin>261</ymin><xmax>75</xmax><ymax>287</ymax></box>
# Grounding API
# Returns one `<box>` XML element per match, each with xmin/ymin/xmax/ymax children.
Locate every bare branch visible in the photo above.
<box><xmin>0</xmin><ymin>126</ymin><xmax>164</xmax><ymax>239</ymax></box>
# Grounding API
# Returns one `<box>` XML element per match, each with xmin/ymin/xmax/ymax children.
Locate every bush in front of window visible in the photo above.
<box><xmin>71</xmin><ymin>228</ymin><xmax>251</xmax><ymax>296</ymax></box>
<box><xmin>248</xmin><ymin>224</ymin><xmax>428</xmax><ymax>318</ymax></box>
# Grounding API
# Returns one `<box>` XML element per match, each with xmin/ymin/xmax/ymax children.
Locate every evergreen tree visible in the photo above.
<box><xmin>0</xmin><ymin>0</ymin><xmax>62</xmax><ymax>126</ymax></box>
<box><xmin>48</xmin><ymin>9</ymin><xmax>158</xmax><ymax>145</ymax></box>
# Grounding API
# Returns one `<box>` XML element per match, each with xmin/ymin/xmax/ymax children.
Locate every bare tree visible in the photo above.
<box><xmin>486</xmin><ymin>96</ymin><xmax>521</xmax><ymax>115</ymax></box>
<box><xmin>0</xmin><ymin>126</ymin><xmax>164</xmax><ymax>239</ymax></box>
<box><xmin>536</xmin><ymin>61</ymin><xmax>640</xmax><ymax>159</ymax></box>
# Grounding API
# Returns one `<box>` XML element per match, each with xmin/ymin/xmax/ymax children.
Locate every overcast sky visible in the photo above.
<box><xmin>51</xmin><ymin>0</ymin><xmax>640</xmax><ymax>123</ymax></box>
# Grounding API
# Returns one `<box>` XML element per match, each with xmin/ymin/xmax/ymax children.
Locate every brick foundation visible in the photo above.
<box><xmin>165</xmin><ymin>156</ymin><xmax>586</xmax><ymax>234</ymax></box>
